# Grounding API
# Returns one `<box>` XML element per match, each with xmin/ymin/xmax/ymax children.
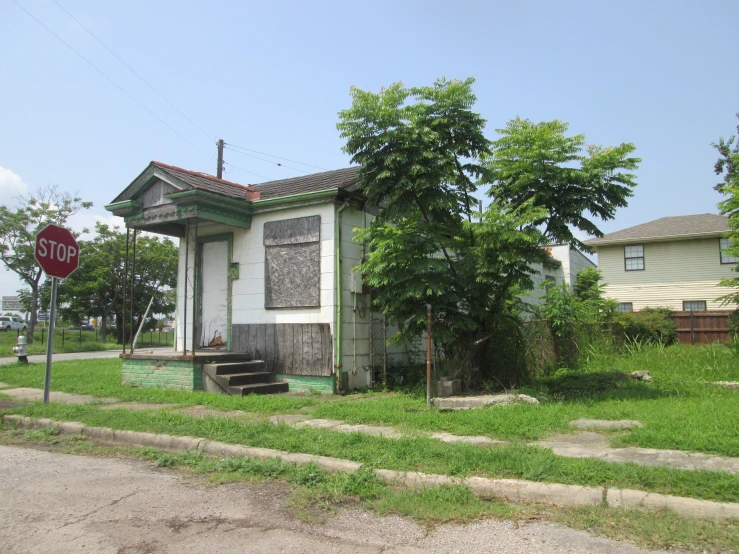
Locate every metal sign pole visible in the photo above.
<box><xmin>426</xmin><ymin>304</ymin><xmax>432</xmax><ymax>408</ymax></box>
<box><xmin>43</xmin><ymin>277</ymin><xmax>58</xmax><ymax>405</ymax></box>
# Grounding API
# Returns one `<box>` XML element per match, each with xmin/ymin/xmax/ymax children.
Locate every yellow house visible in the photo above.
<box><xmin>585</xmin><ymin>214</ymin><xmax>736</xmax><ymax>312</ymax></box>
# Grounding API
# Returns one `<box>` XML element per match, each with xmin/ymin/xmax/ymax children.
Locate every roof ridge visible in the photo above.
<box><xmin>251</xmin><ymin>166</ymin><xmax>359</xmax><ymax>189</ymax></box>
<box><xmin>151</xmin><ymin>161</ymin><xmax>254</xmax><ymax>191</ymax></box>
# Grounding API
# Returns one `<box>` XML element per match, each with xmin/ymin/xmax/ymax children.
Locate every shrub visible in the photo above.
<box><xmin>614</xmin><ymin>307</ymin><xmax>677</xmax><ymax>345</ymax></box>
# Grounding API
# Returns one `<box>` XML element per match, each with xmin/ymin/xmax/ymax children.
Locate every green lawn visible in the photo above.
<box><xmin>1</xmin><ymin>344</ymin><xmax>739</xmax><ymax>505</ymax></box>
<box><xmin>1</xmin><ymin>342</ymin><xmax>738</xmax><ymax>457</ymax></box>
<box><xmin>0</xmin><ymin>328</ymin><xmax>174</xmax><ymax>357</ymax></box>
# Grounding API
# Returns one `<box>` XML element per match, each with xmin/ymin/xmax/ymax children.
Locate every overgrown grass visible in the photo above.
<box><xmin>1</xmin><ymin>343</ymin><xmax>738</xmax><ymax>458</ymax></box>
<box><xmin>0</xmin><ymin>359</ymin><xmax>318</xmax><ymax>412</ymax></box>
<box><xmin>2</xmin><ymin>426</ymin><xmax>737</xmax><ymax>553</ymax></box>
<box><xmin>4</xmin><ymin>403</ymin><xmax>739</xmax><ymax>503</ymax></box>
<box><xmin>317</xmin><ymin>342</ymin><xmax>739</xmax><ymax>456</ymax></box>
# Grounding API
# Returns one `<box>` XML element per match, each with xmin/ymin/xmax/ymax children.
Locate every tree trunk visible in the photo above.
<box><xmin>100</xmin><ymin>313</ymin><xmax>108</xmax><ymax>342</ymax></box>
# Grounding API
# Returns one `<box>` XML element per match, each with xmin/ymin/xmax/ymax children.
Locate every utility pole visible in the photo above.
<box><xmin>216</xmin><ymin>139</ymin><xmax>224</xmax><ymax>179</ymax></box>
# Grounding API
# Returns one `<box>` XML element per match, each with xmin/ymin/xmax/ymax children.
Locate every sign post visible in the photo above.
<box><xmin>34</xmin><ymin>224</ymin><xmax>80</xmax><ymax>404</ymax></box>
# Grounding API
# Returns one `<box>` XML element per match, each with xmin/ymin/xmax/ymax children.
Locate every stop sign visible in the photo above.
<box><xmin>34</xmin><ymin>224</ymin><xmax>80</xmax><ymax>279</ymax></box>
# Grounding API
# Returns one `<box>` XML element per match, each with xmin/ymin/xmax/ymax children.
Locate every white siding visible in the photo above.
<box><xmin>339</xmin><ymin>206</ymin><xmax>372</xmax><ymax>389</ymax></box>
<box><xmin>175</xmin><ymin>233</ymin><xmax>196</xmax><ymax>352</ymax></box>
<box><xmin>597</xmin><ymin>237</ymin><xmax>737</xmax><ymax>310</ymax></box>
<box><xmin>568</xmin><ymin>247</ymin><xmax>596</xmax><ymax>288</ymax></box>
<box><xmin>231</xmin><ymin>204</ymin><xmax>335</xmax><ymax>325</ymax></box>
<box><xmin>174</xmin><ymin>205</ymin><xmax>335</xmax><ymax>352</ymax></box>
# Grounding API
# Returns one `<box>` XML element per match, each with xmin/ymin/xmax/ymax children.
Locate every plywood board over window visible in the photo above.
<box><xmin>264</xmin><ymin>216</ymin><xmax>320</xmax><ymax>308</ymax></box>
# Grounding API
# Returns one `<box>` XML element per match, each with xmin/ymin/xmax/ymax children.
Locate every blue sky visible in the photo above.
<box><xmin>1</xmin><ymin>0</ymin><xmax>738</xmax><ymax>299</ymax></box>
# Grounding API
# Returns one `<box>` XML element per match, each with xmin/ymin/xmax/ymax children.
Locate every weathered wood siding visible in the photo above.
<box><xmin>141</xmin><ymin>179</ymin><xmax>177</xmax><ymax>208</ymax></box>
<box><xmin>232</xmin><ymin>323</ymin><xmax>333</xmax><ymax>376</ymax></box>
<box><xmin>598</xmin><ymin>237</ymin><xmax>737</xmax><ymax>310</ymax></box>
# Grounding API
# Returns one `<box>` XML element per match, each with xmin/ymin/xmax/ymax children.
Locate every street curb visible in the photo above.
<box><xmin>5</xmin><ymin>415</ymin><xmax>739</xmax><ymax>521</ymax></box>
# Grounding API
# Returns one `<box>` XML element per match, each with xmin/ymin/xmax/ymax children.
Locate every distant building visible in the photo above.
<box><xmin>585</xmin><ymin>214</ymin><xmax>736</xmax><ymax>312</ymax></box>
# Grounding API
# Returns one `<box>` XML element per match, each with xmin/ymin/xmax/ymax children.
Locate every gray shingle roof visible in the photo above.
<box><xmin>586</xmin><ymin>214</ymin><xmax>729</xmax><ymax>245</ymax></box>
<box><xmin>251</xmin><ymin>167</ymin><xmax>360</xmax><ymax>200</ymax></box>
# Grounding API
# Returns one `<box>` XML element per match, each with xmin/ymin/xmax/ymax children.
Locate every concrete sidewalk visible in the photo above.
<box><xmin>0</xmin><ymin>346</ymin><xmax>173</xmax><ymax>365</ymax></box>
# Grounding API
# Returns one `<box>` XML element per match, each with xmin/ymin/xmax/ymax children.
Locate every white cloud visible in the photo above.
<box><xmin>0</xmin><ymin>166</ymin><xmax>29</xmax><ymax>204</ymax></box>
<box><xmin>68</xmin><ymin>211</ymin><xmax>124</xmax><ymax>238</ymax></box>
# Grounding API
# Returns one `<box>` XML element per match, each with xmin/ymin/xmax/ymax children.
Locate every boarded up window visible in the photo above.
<box><xmin>264</xmin><ymin>216</ymin><xmax>320</xmax><ymax>308</ymax></box>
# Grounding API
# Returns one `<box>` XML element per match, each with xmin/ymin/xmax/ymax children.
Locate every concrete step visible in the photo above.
<box><xmin>223</xmin><ymin>372</ymin><xmax>275</xmax><ymax>387</ymax></box>
<box><xmin>230</xmin><ymin>381</ymin><xmax>289</xmax><ymax>396</ymax></box>
<box><xmin>203</xmin><ymin>361</ymin><xmax>266</xmax><ymax>375</ymax></box>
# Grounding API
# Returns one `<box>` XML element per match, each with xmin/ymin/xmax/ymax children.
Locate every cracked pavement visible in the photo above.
<box><xmin>0</xmin><ymin>445</ymin><xmax>661</xmax><ymax>554</ymax></box>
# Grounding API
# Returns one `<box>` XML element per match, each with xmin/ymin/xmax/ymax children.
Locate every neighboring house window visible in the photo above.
<box><xmin>544</xmin><ymin>275</ymin><xmax>556</xmax><ymax>292</ymax></box>
<box><xmin>720</xmin><ymin>238</ymin><xmax>737</xmax><ymax>264</ymax></box>
<box><xmin>683</xmin><ymin>300</ymin><xmax>707</xmax><ymax>312</ymax></box>
<box><xmin>617</xmin><ymin>302</ymin><xmax>633</xmax><ymax>313</ymax></box>
<box><xmin>624</xmin><ymin>245</ymin><xmax>644</xmax><ymax>271</ymax></box>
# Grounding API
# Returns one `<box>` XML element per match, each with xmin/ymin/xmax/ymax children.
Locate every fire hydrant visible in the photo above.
<box><xmin>12</xmin><ymin>335</ymin><xmax>28</xmax><ymax>364</ymax></box>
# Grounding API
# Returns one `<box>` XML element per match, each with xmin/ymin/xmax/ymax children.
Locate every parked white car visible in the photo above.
<box><xmin>0</xmin><ymin>316</ymin><xmax>27</xmax><ymax>332</ymax></box>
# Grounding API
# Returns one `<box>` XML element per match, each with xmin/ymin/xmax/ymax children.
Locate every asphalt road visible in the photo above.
<box><xmin>0</xmin><ymin>347</ymin><xmax>172</xmax><ymax>365</ymax></box>
<box><xmin>0</xmin><ymin>445</ymin><xmax>658</xmax><ymax>554</ymax></box>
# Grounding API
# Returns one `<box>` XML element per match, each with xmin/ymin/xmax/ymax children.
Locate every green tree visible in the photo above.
<box><xmin>338</xmin><ymin>78</ymin><xmax>639</xmax><ymax>385</ymax></box>
<box><xmin>58</xmin><ymin>224</ymin><xmax>178</xmax><ymax>342</ymax></box>
<box><xmin>339</xmin><ymin>79</ymin><xmax>551</xmax><ymax>383</ymax></box>
<box><xmin>0</xmin><ymin>185</ymin><xmax>92</xmax><ymax>343</ymax></box>
<box><xmin>486</xmin><ymin>118</ymin><xmax>640</xmax><ymax>249</ymax></box>
<box><xmin>714</xmin><ymin>114</ymin><xmax>739</xmax><ymax>305</ymax></box>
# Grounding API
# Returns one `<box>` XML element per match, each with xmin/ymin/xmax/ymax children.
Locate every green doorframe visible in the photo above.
<box><xmin>195</xmin><ymin>233</ymin><xmax>234</xmax><ymax>351</ymax></box>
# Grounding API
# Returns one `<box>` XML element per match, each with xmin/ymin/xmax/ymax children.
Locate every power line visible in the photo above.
<box><xmin>225</xmin><ymin>143</ymin><xmax>328</xmax><ymax>171</ymax></box>
<box><xmin>50</xmin><ymin>0</ymin><xmax>215</xmax><ymax>144</ymax></box>
<box><xmin>10</xmin><ymin>0</ymin><xmax>211</xmax><ymax>161</ymax></box>
<box><xmin>223</xmin><ymin>161</ymin><xmax>271</xmax><ymax>181</ymax></box>
<box><xmin>224</xmin><ymin>146</ymin><xmax>310</xmax><ymax>175</ymax></box>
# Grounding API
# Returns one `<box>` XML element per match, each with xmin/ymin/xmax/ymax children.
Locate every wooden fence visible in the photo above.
<box><xmin>670</xmin><ymin>311</ymin><xmax>734</xmax><ymax>345</ymax></box>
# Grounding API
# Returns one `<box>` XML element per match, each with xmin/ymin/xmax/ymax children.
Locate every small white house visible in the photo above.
<box><xmin>107</xmin><ymin>162</ymin><xmax>594</xmax><ymax>394</ymax></box>
<box><xmin>107</xmin><ymin>162</ymin><xmax>389</xmax><ymax>393</ymax></box>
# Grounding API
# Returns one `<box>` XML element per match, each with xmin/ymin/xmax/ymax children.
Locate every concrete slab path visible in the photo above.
<box><xmin>294</xmin><ymin>418</ymin><xmax>403</xmax><ymax>438</ymax></box>
<box><xmin>176</xmin><ymin>406</ymin><xmax>249</xmax><ymax>419</ymax></box>
<box><xmin>276</xmin><ymin>416</ymin><xmax>739</xmax><ymax>475</ymax></box>
<box><xmin>1</xmin><ymin>387</ymin><xmax>119</xmax><ymax>405</ymax></box>
<box><xmin>570</xmin><ymin>419</ymin><xmax>643</xmax><ymax>430</ymax></box>
<box><xmin>100</xmin><ymin>402</ymin><xmax>178</xmax><ymax>411</ymax></box>
<box><xmin>538</xmin><ymin>432</ymin><xmax>739</xmax><ymax>474</ymax></box>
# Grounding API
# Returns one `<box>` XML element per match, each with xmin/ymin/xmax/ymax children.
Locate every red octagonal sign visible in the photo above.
<box><xmin>34</xmin><ymin>224</ymin><xmax>80</xmax><ymax>279</ymax></box>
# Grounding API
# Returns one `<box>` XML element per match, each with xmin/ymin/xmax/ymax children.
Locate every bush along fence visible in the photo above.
<box><xmin>523</xmin><ymin>308</ymin><xmax>737</xmax><ymax>377</ymax></box>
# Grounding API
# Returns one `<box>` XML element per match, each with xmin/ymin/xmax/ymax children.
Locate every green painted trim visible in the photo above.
<box><xmin>253</xmin><ymin>188</ymin><xmax>339</xmax><ymax>210</ymax></box>
<box><xmin>121</xmin><ymin>201</ymin><xmax>252</xmax><ymax>230</ymax></box>
<box><xmin>195</xmin><ymin>233</ymin><xmax>233</xmax><ymax>351</ymax></box>
<box><xmin>334</xmin><ymin>202</ymin><xmax>348</xmax><ymax>390</ymax></box>
<box><xmin>275</xmin><ymin>374</ymin><xmax>335</xmax><ymax>394</ymax></box>
<box><xmin>104</xmin><ymin>200</ymin><xmax>142</xmax><ymax>215</ymax></box>
<box><xmin>167</xmin><ymin>189</ymin><xmax>253</xmax><ymax>211</ymax></box>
